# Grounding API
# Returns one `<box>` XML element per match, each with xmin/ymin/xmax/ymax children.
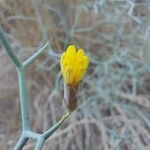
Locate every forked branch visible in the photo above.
<box><xmin>0</xmin><ymin>26</ymin><xmax>70</xmax><ymax>150</ymax></box>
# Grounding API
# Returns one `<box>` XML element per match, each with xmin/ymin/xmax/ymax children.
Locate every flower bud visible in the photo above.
<box><xmin>63</xmin><ymin>84</ymin><xmax>79</xmax><ymax>112</ymax></box>
<box><xmin>60</xmin><ymin>45</ymin><xmax>89</xmax><ymax>112</ymax></box>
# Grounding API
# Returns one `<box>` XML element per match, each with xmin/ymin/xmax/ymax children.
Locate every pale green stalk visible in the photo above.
<box><xmin>0</xmin><ymin>26</ymin><xmax>70</xmax><ymax>150</ymax></box>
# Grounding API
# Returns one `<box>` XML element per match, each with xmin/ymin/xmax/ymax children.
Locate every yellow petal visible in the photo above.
<box><xmin>60</xmin><ymin>45</ymin><xmax>89</xmax><ymax>86</ymax></box>
<box><xmin>66</xmin><ymin>45</ymin><xmax>76</xmax><ymax>54</ymax></box>
<box><xmin>77</xmin><ymin>49</ymin><xmax>84</xmax><ymax>56</ymax></box>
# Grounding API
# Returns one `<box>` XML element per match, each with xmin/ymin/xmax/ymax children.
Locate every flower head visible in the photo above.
<box><xmin>60</xmin><ymin>45</ymin><xmax>89</xmax><ymax>86</ymax></box>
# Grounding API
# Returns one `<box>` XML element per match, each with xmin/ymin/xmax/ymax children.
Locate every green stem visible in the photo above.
<box><xmin>25</xmin><ymin>131</ymin><xmax>41</xmax><ymax>140</ymax></box>
<box><xmin>0</xmin><ymin>26</ymin><xmax>71</xmax><ymax>150</ymax></box>
<box><xmin>0</xmin><ymin>27</ymin><xmax>21</xmax><ymax>68</ymax></box>
<box><xmin>14</xmin><ymin>135</ymin><xmax>28</xmax><ymax>150</ymax></box>
<box><xmin>17</xmin><ymin>68</ymin><xmax>30</xmax><ymax>131</ymax></box>
<box><xmin>35</xmin><ymin>137</ymin><xmax>45</xmax><ymax>150</ymax></box>
<box><xmin>42</xmin><ymin>112</ymin><xmax>70</xmax><ymax>140</ymax></box>
<box><xmin>23</xmin><ymin>42</ymin><xmax>49</xmax><ymax>68</ymax></box>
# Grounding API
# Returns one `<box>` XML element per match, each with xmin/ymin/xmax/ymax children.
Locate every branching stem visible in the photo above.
<box><xmin>0</xmin><ymin>27</ymin><xmax>22</xmax><ymax>68</ymax></box>
<box><xmin>0</xmin><ymin>26</ymin><xmax>70</xmax><ymax>150</ymax></box>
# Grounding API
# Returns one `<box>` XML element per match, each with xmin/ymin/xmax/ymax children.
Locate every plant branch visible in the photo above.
<box><xmin>0</xmin><ymin>26</ymin><xmax>70</xmax><ymax>150</ymax></box>
<box><xmin>0</xmin><ymin>26</ymin><xmax>22</xmax><ymax>68</ymax></box>
<box><xmin>42</xmin><ymin>112</ymin><xmax>70</xmax><ymax>140</ymax></box>
<box><xmin>17</xmin><ymin>69</ymin><xmax>30</xmax><ymax>131</ymax></box>
<box><xmin>23</xmin><ymin>41</ymin><xmax>49</xmax><ymax>68</ymax></box>
<box><xmin>35</xmin><ymin>137</ymin><xmax>45</xmax><ymax>150</ymax></box>
<box><xmin>14</xmin><ymin>135</ymin><xmax>28</xmax><ymax>150</ymax></box>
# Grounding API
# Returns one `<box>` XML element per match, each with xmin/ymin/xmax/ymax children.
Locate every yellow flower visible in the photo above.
<box><xmin>60</xmin><ymin>45</ymin><xmax>89</xmax><ymax>86</ymax></box>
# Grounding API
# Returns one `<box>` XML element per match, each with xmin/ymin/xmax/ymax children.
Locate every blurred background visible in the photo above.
<box><xmin>0</xmin><ymin>0</ymin><xmax>150</xmax><ymax>149</ymax></box>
